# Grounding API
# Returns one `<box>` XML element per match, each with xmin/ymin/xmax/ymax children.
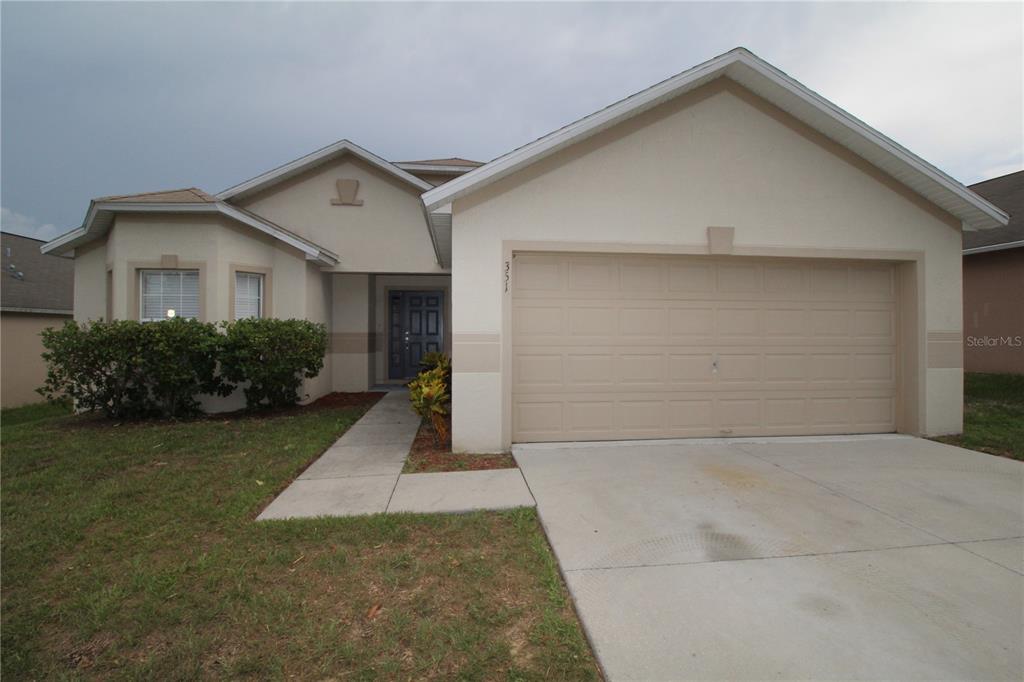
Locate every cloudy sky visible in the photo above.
<box><xmin>2</xmin><ymin>1</ymin><xmax>1021</xmax><ymax>241</ymax></box>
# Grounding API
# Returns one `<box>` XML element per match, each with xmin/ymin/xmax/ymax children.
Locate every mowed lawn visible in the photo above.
<box><xmin>936</xmin><ymin>372</ymin><xmax>1024</xmax><ymax>461</ymax></box>
<box><xmin>1</xmin><ymin>399</ymin><xmax>599</xmax><ymax>680</ymax></box>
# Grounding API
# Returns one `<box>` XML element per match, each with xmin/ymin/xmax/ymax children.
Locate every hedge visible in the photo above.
<box><xmin>39</xmin><ymin>318</ymin><xmax>327</xmax><ymax>418</ymax></box>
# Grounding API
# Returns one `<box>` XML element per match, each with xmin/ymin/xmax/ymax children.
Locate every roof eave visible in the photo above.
<box><xmin>963</xmin><ymin>239</ymin><xmax>1024</xmax><ymax>256</ymax></box>
<box><xmin>40</xmin><ymin>201</ymin><xmax>339</xmax><ymax>266</ymax></box>
<box><xmin>217</xmin><ymin>139</ymin><xmax>433</xmax><ymax>201</ymax></box>
<box><xmin>422</xmin><ymin>47</ymin><xmax>1009</xmax><ymax>232</ymax></box>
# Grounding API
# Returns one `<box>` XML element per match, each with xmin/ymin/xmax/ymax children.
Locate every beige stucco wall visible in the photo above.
<box><xmin>450</xmin><ymin>79</ymin><xmax>965</xmax><ymax>452</ymax></box>
<box><xmin>1</xmin><ymin>312</ymin><xmax>71</xmax><ymax>407</ymax></box>
<box><xmin>71</xmin><ymin>213</ymin><xmax>334</xmax><ymax>409</ymax></box>
<box><xmin>238</xmin><ymin>155</ymin><xmax>447</xmax><ymax>274</ymax></box>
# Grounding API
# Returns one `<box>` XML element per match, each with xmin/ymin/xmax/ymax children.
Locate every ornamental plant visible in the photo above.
<box><xmin>218</xmin><ymin>318</ymin><xmax>327</xmax><ymax>409</ymax></box>
<box><xmin>408</xmin><ymin>365</ymin><xmax>450</xmax><ymax>445</ymax></box>
<box><xmin>38</xmin><ymin>318</ymin><xmax>226</xmax><ymax>419</ymax></box>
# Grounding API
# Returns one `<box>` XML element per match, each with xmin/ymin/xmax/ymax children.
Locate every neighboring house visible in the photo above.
<box><xmin>963</xmin><ymin>170</ymin><xmax>1023</xmax><ymax>374</ymax></box>
<box><xmin>2</xmin><ymin>232</ymin><xmax>74</xmax><ymax>407</ymax></box>
<box><xmin>43</xmin><ymin>48</ymin><xmax>1008</xmax><ymax>450</ymax></box>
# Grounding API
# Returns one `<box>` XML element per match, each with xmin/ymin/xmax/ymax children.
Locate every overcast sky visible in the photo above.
<box><xmin>2</xmin><ymin>1</ymin><xmax>1021</xmax><ymax>241</ymax></box>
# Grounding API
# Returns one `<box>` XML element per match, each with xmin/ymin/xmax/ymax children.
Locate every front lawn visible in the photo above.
<box><xmin>1</xmin><ymin>399</ymin><xmax>598</xmax><ymax>680</ymax></box>
<box><xmin>936</xmin><ymin>372</ymin><xmax>1024</xmax><ymax>461</ymax></box>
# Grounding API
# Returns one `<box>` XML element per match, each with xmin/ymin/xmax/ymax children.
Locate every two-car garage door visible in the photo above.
<box><xmin>511</xmin><ymin>252</ymin><xmax>899</xmax><ymax>442</ymax></box>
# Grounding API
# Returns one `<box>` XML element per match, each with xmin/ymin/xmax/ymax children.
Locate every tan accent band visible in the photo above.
<box><xmin>454</xmin><ymin>333</ymin><xmax>500</xmax><ymax>343</ymax></box>
<box><xmin>927</xmin><ymin>330</ymin><xmax>962</xmax><ymax>343</ymax></box>
<box><xmin>927</xmin><ymin>330</ymin><xmax>964</xmax><ymax>369</ymax></box>
<box><xmin>332</xmin><ymin>332</ymin><xmax>376</xmax><ymax>354</ymax></box>
<box><xmin>454</xmin><ymin>341</ymin><xmax>500</xmax><ymax>372</ymax></box>
<box><xmin>160</xmin><ymin>254</ymin><xmax>179</xmax><ymax>268</ymax></box>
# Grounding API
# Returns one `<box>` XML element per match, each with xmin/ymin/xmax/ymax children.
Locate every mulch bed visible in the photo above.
<box><xmin>404</xmin><ymin>416</ymin><xmax>517</xmax><ymax>473</ymax></box>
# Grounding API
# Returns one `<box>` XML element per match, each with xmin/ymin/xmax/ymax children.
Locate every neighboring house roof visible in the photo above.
<box><xmin>1</xmin><ymin>232</ymin><xmax>73</xmax><ymax>314</ymax></box>
<box><xmin>217</xmin><ymin>139</ymin><xmax>433</xmax><ymax>201</ymax></box>
<box><xmin>422</xmin><ymin>47</ymin><xmax>1009</xmax><ymax>232</ymax></box>
<box><xmin>964</xmin><ymin>171</ymin><xmax>1023</xmax><ymax>254</ymax></box>
<box><xmin>40</xmin><ymin>190</ymin><xmax>339</xmax><ymax>265</ymax></box>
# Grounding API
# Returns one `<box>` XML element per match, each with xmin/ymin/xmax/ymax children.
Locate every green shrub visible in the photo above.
<box><xmin>219</xmin><ymin>318</ymin><xmax>327</xmax><ymax>409</ymax></box>
<box><xmin>141</xmin><ymin>317</ymin><xmax>227</xmax><ymax>417</ymax></box>
<box><xmin>408</xmin><ymin>365</ymin><xmax>451</xmax><ymax>444</ymax></box>
<box><xmin>39</xmin><ymin>318</ymin><xmax>226</xmax><ymax>419</ymax></box>
<box><xmin>418</xmin><ymin>352</ymin><xmax>451</xmax><ymax>393</ymax></box>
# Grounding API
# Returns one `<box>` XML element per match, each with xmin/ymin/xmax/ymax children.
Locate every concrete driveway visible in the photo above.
<box><xmin>514</xmin><ymin>436</ymin><xmax>1023</xmax><ymax>681</ymax></box>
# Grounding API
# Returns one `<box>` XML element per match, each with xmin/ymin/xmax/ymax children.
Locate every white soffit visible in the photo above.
<box><xmin>422</xmin><ymin>48</ymin><xmax>1008</xmax><ymax>232</ymax></box>
<box><xmin>218</xmin><ymin>139</ymin><xmax>434</xmax><ymax>201</ymax></box>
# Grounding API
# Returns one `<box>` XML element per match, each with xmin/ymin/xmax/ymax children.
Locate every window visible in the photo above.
<box><xmin>140</xmin><ymin>269</ymin><xmax>199</xmax><ymax>322</ymax></box>
<box><xmin>234</xmin><ymin>272</ymin><xmax>263</xmax><ymax>319</ymax></box>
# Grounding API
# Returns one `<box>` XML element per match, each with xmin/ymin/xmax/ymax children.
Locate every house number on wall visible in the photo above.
<box><xmin>330</xmin><ymin>179</ymin><xmax>364</xmax><ymax>206</ymax></box>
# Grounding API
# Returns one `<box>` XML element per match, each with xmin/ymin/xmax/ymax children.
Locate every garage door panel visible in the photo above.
<box><xmin>511</xmin><ymin>254</ymin><xmax>898</xmax><ymax>441</ymax></box>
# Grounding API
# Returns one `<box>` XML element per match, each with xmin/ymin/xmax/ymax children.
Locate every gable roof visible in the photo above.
<box><xmin>395</xmin><ymin>158</ymin><xmax>484</xmax><ymax>174</ymax></box>
<box><xmin>964</xmin><ymin>170</ymin><xmax>1024</xmax><ymax>254</ymax></box>
<box><xmin>96</xmin><ymin>187</ymin><xmax>218</xmax><ymax>203</ymax></box>
<box><xmin>40</xmin><ymin>189</ymin><xmax>339</xmax><ymax>265</ymax></box>
<box><xmin>2</xmin><ymin>232</ymin><xmax>74</xmax><ymax>314</ymax></box>
<box><xmin>217</xmin><ymin>139</ymin><xmax>433</xmax><ymax>201</ymax></box>
<box><xmin>422</xmin><ymin>47</ymin><xmax>1009</xmax><ymax>232</ymax></box>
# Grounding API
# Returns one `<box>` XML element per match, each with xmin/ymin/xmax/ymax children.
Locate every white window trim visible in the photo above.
<box><xmin>233</xmin><ymin>271</ymin><xmax>265</xmax><ymax>320</ymax></box>
<box><xmin>139</xmin><ymin>269</ymin><xmax>200</xmax><ymax>322</ymax></box>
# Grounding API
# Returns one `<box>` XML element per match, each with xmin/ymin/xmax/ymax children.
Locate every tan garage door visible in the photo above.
<box><xmin>511</xmin><ymin>253</ymin><xmax>898</xmax><ymax>442</ymax></box>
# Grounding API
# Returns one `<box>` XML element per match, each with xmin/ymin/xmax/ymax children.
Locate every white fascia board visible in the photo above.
<box><xmin>41</xmin><ymin>202</ymin><xmax>339</xmax><ymax>266</ymax></box>
<box><xmin>422</xmin><ymin>48</ymin><xmax>1009</xmax><ymax>232</ymax></box>
<box><xmin>963</xmin><ymin>239</ymin><xmax>1024</xmax><ymax>256</ymax></box>
<box><xmin>215</xmin><ymin>203</ymin><xmax>338</xmax><ymax>265</ymax></box>
<box><xmin>732</xmin><ymin>54</ymin><xmax>1009</xmax><ymax>231</ymax></box>
<box><xmin>217</xmin><ymin>139</ymin><xmax>433</xmax><ymax>200</ymax></box>
<box><xmin>40</xmin><ymin>225</ymin><xmax>88</xmax><ymax>254</ymax></box>
<box><xmin>421</xmin><ymin>49</ymin><xmax>739</xmax><ymax>212</ymax></box>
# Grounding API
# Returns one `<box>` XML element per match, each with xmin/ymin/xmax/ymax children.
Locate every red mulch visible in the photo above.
<box><xmin>404</xmin><ymin>416</ymin><xmax>517</xmax><ymax>473</ymax></box>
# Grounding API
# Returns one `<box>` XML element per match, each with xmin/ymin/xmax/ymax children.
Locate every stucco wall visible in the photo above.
<box><xmin>964</xmin><ymin>249</ymin><xmax>1024</xmax><ymax>374</ymax></box>
<box><xmin>72</xmin><ymin>213</ymin><xmax>334</xmax><ymax>408</ymax></box>
<box><xmin>1</xmin><ymin>312</ymin><xmax>71</xmax><ymax>407</ymax></box>
<box><xmin>450</xmin><ymin>79</ymin><xmax>965</xmax><ymax>452</ymax></box>
<box><xmin>238</xmin><ymin>156</ymin><xmax>447</xmax><ymax>274</ymax></box>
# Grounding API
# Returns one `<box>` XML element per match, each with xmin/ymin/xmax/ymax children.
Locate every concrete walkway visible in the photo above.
<box><xmin>257</xmin><ymin>391</ymin><xmax>533</xmax><ymax>519</ymax></box>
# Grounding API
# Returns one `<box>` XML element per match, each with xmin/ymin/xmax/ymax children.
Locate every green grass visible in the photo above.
<box><xmin>1</xmin><ymin>401</ymin><xmax>599</xmax><ymax>680</ymax></box>
<box><xmin>936</xmin><ymin>373</ymin><xmax>1024</xmax><ymax>461</ymax></box>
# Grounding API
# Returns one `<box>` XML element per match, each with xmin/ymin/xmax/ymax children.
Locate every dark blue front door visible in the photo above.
<box><xmin>388</xmin><ymin>290</ymin><xmax>444</xmax><ymax>379</ymax></box>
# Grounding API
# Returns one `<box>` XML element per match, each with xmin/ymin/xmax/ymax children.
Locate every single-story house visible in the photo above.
<box><xmin>2</xmin><ymin>232</ymin><xmax>74</xmax><ymax>407</ymax></box>
<box><xmin>43</xmin><ymin>47</ymin><xmax>1009</xmax><ymax>451</ymax></box>
<box><xmin>962</xmin><ymin>170</ymin><xmax>1023</xmax><ymax>374</ymax></box>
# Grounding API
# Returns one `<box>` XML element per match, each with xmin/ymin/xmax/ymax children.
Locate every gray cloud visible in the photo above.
<box><xmin>2</xmin><ymin>2</ymin><xmax>1021</xmax><ymax>241</ymax></box>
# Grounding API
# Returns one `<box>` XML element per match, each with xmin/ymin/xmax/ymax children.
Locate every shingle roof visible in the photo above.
<box><xmin>965</xmin><ymin>171</ymin><xmax>1024</xmax><ymax>251</ymax></box>
<box><xmin>95</xmin><ymin>187</ymin><xmax>217</xmax><ymax>203</ymax></box>
<box><xmin>396</xmin><ymin>157</ymin><xmax>484</xmax><ymax>167</ymax></box>
<box><xmin>1</xmin><ymin>232</ymin><xmax>74</xmax><ymax>313</ymax></box>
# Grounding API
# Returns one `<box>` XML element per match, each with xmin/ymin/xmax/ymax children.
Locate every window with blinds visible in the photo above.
<box><xmin>234</xmin><ymin>272</ymin><xmax>263</xmax><ymax>319</ymax></box>
<box><xmin>140</xmin><ymin>270</ymin><xmax>200</xmax><ymax>322</ymax></box>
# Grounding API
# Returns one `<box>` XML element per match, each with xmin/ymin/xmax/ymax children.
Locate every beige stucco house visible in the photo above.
<box><xmin>43</xmin><ymin>48</ymin><xmax>1009</xmax><ymax>450</ymax></box>
<box><xmin>2</xmin><ymin>232</ymin><xmax>74</xmax><ymax>407</ymax></box>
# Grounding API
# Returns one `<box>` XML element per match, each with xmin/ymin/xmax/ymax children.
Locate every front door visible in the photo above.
<box><xmin>388</xmin><ymin>290</ymin><xmax>444</xmax><ymax>379</ymax></box>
